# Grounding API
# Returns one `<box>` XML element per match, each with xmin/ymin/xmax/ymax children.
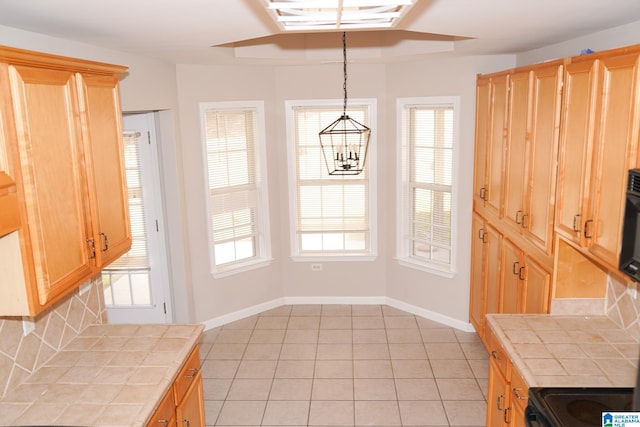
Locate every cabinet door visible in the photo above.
<box><xmin>77</xmin><ymin>74</ymin><xmax>131</xmax><ymax>268</ymax></box>
<box><xmin>503</xmin><ymin>71</ymin><xmax>531</xmax><ymax>232</ymax></box>
<box><xmin>487</xmin><ymin>359</ymin><xmax>509</xmax><ymax>427</ymax></box>
<box><xmin>469</xmin><ymin>214</ymin><xmax>487</xmax><ymax>335</ymax></box>
<box><xmin>521</xmin><ymin>254</ymin><xmax>550</xmax><ymax>314</ymax></box>
<box><xmin>473</xmin><ymin>77</ymin><xmax>491</xmax><ymax>211</ymax></box>
<box><xmin>555</xmin><ymin>60</ymin><xmax>598</xmax><ymax>245</ymax></box>
<box><xmin>525</xmin><ymin>64</ymin><xmax>563</xmax><ymax>254</ymax></box>
<box><xmin>7</xmin><ymin>65</ymin><xmax>92</xmax><ymax>306</ymax></box>
<box><xmin>485</xmin><ymin>224</ymin><xmax>503</xmax><ymax>318</ymax></box>
<box><xmin>176</xmin><ymin>372</ymin><xmax>205</xmax><ymax>427</ymax></box>
<box><xmin>588</xmin><ymin>53</ymin><xmax>640</xmax><ymax>266</ymax></box>
<box><xmin>500</xmin><ymin>239</ymin><xmax>521</xmax><ymax>314</ymax></box>
<box><xmin>486</xmin><ymin>75</ymin><xmax>509</xmax><ymax>220</ymax></box>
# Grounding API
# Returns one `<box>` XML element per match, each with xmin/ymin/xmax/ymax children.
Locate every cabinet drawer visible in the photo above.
<box><xmin>174</xmin><ymin>346</ymin><xmax>200</xmax><ymax>404</ymax></box>
<box><xmin>486</xmin><ymin>326</ymin><xmax>509</xmax><ymax>377</ymax></box>
<box><xmin>511</xmin><ymin>366</ymin><xmax>529</xmax><ymax>408</ymax></box>
<box><xmin>146</xmin><ymin>386</ymin><xmax>175</xmax><ymax>427</ymax></box>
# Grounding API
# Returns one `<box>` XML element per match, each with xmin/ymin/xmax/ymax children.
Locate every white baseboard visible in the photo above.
<box><xmin>202</xmin><ymin>296</ymin><xmax>474</xmax><ymax>333</ymax></box>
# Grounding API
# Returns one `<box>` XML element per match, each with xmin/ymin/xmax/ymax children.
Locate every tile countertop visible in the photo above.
<box><xmin>486</xmin><ymin>314</ymin><xmax>639</xmax><ymax>388</ymax></box>
<box><xmin>0</xmin><ymin>323</ymin><xmax>204</xmax><ymax>427</ymax></box>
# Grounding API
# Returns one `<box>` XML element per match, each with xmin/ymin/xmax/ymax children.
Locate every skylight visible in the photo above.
<box><xmin>265</xmin><ymin>0</ymin><xmax>415</xmax><ymax>31</ymax></box>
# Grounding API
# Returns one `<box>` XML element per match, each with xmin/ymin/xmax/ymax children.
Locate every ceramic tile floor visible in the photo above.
<box><xmin>198</xmin><ymin>304</ymin><xmax>489</xmax><ymax>427</ymax></box>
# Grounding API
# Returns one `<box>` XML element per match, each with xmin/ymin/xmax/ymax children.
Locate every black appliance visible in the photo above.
<box><xmin>525</xmin><ymin>387</ymin><xmax>634</xmax><ymax>426</ymax></box>
<box><xmin>620</xmin><ymin>168</ymin><xmax>640</xmax><ymax>282</ymax></box>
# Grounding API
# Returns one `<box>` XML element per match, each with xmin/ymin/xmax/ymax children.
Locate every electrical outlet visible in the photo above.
<box><xmin>311</xmin><ymin>263</ymin><xmax>323</xmax><ymax>271</ymax></box>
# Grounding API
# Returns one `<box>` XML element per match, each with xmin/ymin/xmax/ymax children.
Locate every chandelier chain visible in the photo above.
<box><xmin>342</xmin><ymin>31</ymin><xmax>348</xmax><ymax>115</ymax></box>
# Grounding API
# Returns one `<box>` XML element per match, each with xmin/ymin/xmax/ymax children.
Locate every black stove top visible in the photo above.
<box><xmin>526</xmin><ymin>387</ymin><xmax>635</xmax><ymax>427</ymax></box>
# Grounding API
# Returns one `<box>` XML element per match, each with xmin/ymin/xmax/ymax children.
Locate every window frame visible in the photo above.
<box><xmin>396</xmin><ymin>96</ymin><xmax>460</xmax><ymax>277</ymax></box>
<box><xmin>200</xmin><ymin>100</ymin><xmax>272</xmax><ymax>277</ymax></box>
<box><xmin>285</xmin><ymin>98</ymin><xmax>378</xmax><ymax>261</ymax></box>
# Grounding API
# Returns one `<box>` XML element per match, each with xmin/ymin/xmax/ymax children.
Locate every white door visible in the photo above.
<box><xmin>102</xmin><ymin>112</ymin><xmax>172</xmax><ymax>323</ymax></box>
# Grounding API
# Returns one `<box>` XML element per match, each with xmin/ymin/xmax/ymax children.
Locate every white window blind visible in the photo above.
<box><xmin>398</xmin><ymin>98</ymin><xmax>458</xmax><ymax>274</ymax></box>
<box><xmin>201</xmin><ymin>102</ymin><xmax>271</xmax><ymax>273</ymax></box>
<box><xmin>288</xmin><ymin>102</ymin><xmax>375</xmax><ymax>257</ymax></box>
<box><xmin>108</xmin><ymin>132</ymin><xmax>149</xmax><ymax>270</ymax></box>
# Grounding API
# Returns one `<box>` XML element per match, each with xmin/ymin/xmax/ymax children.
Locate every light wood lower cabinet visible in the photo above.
<box><xmin>147</xmin><ymin>346</ymin><xmax>205</xmax><ymax>427</ymax></box>
<box><xmin>486</xmin><ymin>327</ymin><xmax>529</xmax><ymax>427</ymax></box>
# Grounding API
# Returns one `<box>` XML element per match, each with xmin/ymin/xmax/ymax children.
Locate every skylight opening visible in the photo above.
<box><xmin>265</xmin><ymin>0</ymin><xmax>415</xmax><ymax>31</ymax></box>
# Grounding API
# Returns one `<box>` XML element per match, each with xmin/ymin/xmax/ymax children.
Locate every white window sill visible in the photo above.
<box><xmin>396</xmin><ymin>257</ymin><xmax>455</xmax><ymax>278</ymax></box>
<box><xmin>213</xmin><ymin>258</ymin><xmax>273</xmax><ymax>279</ymax></box>
<box><xmin>291</xmin><ymin>255</ymin><xmax>377</xmax><ymax>262</ymax></box>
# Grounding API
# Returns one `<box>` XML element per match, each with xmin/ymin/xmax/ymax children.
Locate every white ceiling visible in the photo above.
<box><xmin>0</xmin><ymin>0</ymin><xmax>639</xmax><ymax>64</ymax></box>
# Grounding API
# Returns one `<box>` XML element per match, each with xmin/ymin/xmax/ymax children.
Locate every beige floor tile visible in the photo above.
<box><xmin>284</xmin><ymin>329</ymin><xmax>318</xmax><ymax>344</ymax></box>
<box><xmin>352</xmin><ymin>329</ymin><xmax>387</xmax><ymax>343</ymax></box>
<box><xmin>387</xmin><ymin>328</ymin><xmax>423</xmax><ymax>343</ymax></box>
<box><xmin>353</xmin><ymin>343</ymin><xmax>390</xmax><ymax>359</ymax></box>
<box><xmin>430</xmin><ymin>359</ymin><xmax>474</xmax><ymax>379</ymax></box>
<box><xmin>318</xmin><ymin>329</ymin><xmax>352</xmax><ymax>344</ymax></box>
<box><xmin>308</xmin><ymin>400</ymin><xmax>354</xmax><ymax>426</ymax></box>
<box><xmin>354</xmin><ymin>378</ymin><xmax>397</xmax><ymax>400</ymax></box>
<box><xmin>353</xmin><ymin>359</ymin><xmax>393</xmax><ymax>378</ymax></box>
<box><xmin>287</xmin><ymin>316</ymin><xmax>320</xmax><ymax>330</ymax></box>
<box><xmin>199</xmin><ymin>305</ymin><xmax>488</xmax><ymax>426</ymax></box>
<box><xmin>352</xmin><ymin>316</ymin><xmax>385</xmax><ymax>330</ymax></box>
<box><xmin>436</xmin><ymin>378</ymin><xmax>485</xmax><ymax>401</ymax></box>
<box><xmin>355</xmin><ymin>400</ymin><xmax>401</xmax><ymax>425</ymax></box>
<box><xmin>389</xmin><ymin>343</ymin><xmax>428</xmax><ymax>360</ymax></box>
<box><xmin>384</xmin><ymin>316</ymin><xmax>419</xmax><ymax>329</ymax></box>
<box><xmin>315</xmin><ymin>360</ymin><xmax>353</xmax><ymax>378</ymax></box>
<box><xmin>274</xmin><ymin>360</ymin><xmax>315</xmax><ymax>378</ymax></box>
<box><xmin>420</xmin><ymin>328</ymin><xmax>458</xmax><ymax>343</ymax></box>
<box><xmin>351</xmin><ymin>305</ymin><xmax>383</xmax><ymax>316</ymax></box>
<box><xmin>217</xmin><ymin>401</ymin><xmax>266</xmax><ymax>426</ymax></box>
<box><xmin>235</xmin><ymin>360</ymin><xmax>278</xmax><ymax>378</ymax></box>
<box><xmin>249</xmin><ymin>329</ymin><xmax>286</xmax><ymax>344</ymax></box>
<box><xmin>320</xmin><ymin>316</ymin><xmax>352</xmax><ymax>329</ymax></box>
<box><xmin>255</xmin><ymin>316</ymin><xmax>290</xmax><ymax>330</ymax></box>
<box><xmin>200</xmin><ymin>359</ymin><xmax>240</xmax><ymax>379</ymax></box>
<box><xmin>442</xmin><ymin>400</ymin><xmax>487</xmax><ymax>426</ymax></box>
<box><xmin>226</xmin><ymin>379</ymin><xmax>272</xmax><ymax>400</ymax></box>
<box><xmin>262</xmin><ymin>400</ymin><xmax>310</xmax><ymax>425</ymax></box>
<box><xmin>243</xmin><ymin>343</ymin><xmax>282</xmax><ymax>360</ymax></box>
<box><xmin>202</xmin><ymin>378</ymin><xmax>232</xmax><ymax>400</ymax></box>
<box><xmin>316</xmin><ymin>343</ymin><xmax>352</xmax><ymax>360</ymax></box>
<box><xmin>280</xmin><ymin>343</ymin><xmax>317</xmax><ymax>360</ymax></box>
<box><xmin>392</xmin><ymin>359</ymin><xmax>434</xmax><ymax>379</ymax></box>
<box><xmin>398</xmin><ymin>400</ymin><xmax>449</xmax><ymax>426</ymax></box>
<box><xmin>290</xmin><ymin>304</ymin><xmax>322</xmax><ymax>316</ymax></box>
<box><xmin>207</xmin><ymin>343</ymin><xmax>247</xmax><ymax>360</ymax></box>
<box><xmin>269</xmin><ymin>378</ymin><xmax>313</xmax><ymax>400</ymax></box>
<box><xmin>395</xmin><ymin>378</ymin><xmax>440</xmax><ymax>400</ymax></box>
<box><xmin>424</xmin><ymin>342</ymin><xmax>466</xmax><ymax>359</ymax></box>
<box><xmin>312</xmin><ymin>378</ymin><xmax>354</xmax><ymax>400</ymax></box>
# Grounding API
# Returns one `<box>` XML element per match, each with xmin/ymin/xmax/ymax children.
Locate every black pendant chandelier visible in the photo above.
<box><xmin>319</xmin><ymin>32</ymin><xmax>371</xmax><ymax>176</ymax></box>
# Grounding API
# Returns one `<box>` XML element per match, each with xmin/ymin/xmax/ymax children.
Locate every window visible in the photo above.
<box><xmin>397</xmin><ymin>97</ymin><xmax>459</xmax><ymax>275</ymax></box>
<box><xmin>286</xmin><ymin>99</ymin><xmax>376</xmax><ymax>259</ymax></box>
<box><xmin>200</xmin><ymin>101</ymin><xmax>271</xmax><ymax>276</ymax></box>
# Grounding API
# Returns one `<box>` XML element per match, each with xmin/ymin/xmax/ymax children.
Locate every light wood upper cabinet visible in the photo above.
<box><xmin>587</xmin><ymin>53</ymin><xmax>640</xmax><ymax>267</ymax></box>
<box><xmin>503</xmin><ymin>64</ymin><xmax>563</xmax><ymax>255</ymax></box>
<box><xmin>0</xmin><ymin>46</ymin><xmax>129</xmax><ymax>316</ymax></box>
<box><xmin>77</xmin><ymin>74</ymin><xmax>131</xmax><ymax>267</ymax></box>
<box><xmin>474</xmin><ymin>73</ymin><xmax>508</xmax><ymax>221</ymax></box>
<box><xmin>556</xmin><ymin>51</ymin><xmax>640</xmax><ymax>269</ymax></box>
